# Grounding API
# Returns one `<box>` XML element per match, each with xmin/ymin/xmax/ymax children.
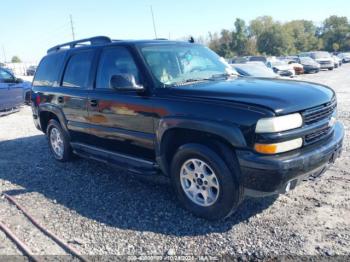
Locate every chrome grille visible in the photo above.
<box><xmin>302</xmin><ymin>98</ymin><xmax>336</xmax><ymax>125</ymax></box>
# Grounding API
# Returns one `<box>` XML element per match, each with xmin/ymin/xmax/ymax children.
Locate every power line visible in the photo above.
<box><xmin>150</xmin><ymin>5</ymin><xmax>158</xmax><ymax>39</ymax></box>
<box><xmin>70</xmin><ymin>15</ymin><xmax>76</xmax><ymax>41</ymax></box>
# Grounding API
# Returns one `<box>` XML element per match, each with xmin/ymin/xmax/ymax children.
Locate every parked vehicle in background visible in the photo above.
<box><xmin>286</xmin><ymin>60</ymin><xmax>304</xmax><ymax>75</ymax></box>
<box><xmin>337</xmin><ymin>52</ymin><xmax>350</xmax><ymax>63</ymax></box>
<box><xmin>266</xmin><ymin>60</ymin><xmax>295</xmax><ymax>77</ymax></box>
<box><xmin>300</xmin><ymin>51</ymin><xmax>334</xmax><ymax>70</ymax></box>
<box><xmin>331</xmin><ymin>55</ymin><xmax>341</xmax><ymax>68</ymax></box>
<box><xmin>0</xmin><ymin>67</ymin><xmax>29</xmax><ymax>114</ymax></box>
<box><xmin>231</xmin><ymin>63</ymin><xmax>279</xmax><ymax>78</ymax></box>
<box><xmin>228</xmin><ymin>57</ymin><xmax>249</xmax><ymax>64</ymax></box>
<box><xmin>31</xmin><ymin>36</ymin><xmax>344</xmax><ymax>220</ymax></box>
<box><xmin>248</xmin><ymin>56</ymin><xmax>267</xmax><ymax>63</ymax></box>
<box><xmin>295</xmin><ymin>57</ymin><xmax>320</xmax><ymax>74</ymax></box>
<box><xmin>26</xmin><ymin>65</ymin><xmax>37</xmax><ymax>76</ymax></box>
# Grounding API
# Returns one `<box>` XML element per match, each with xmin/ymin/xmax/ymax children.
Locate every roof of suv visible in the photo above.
<box><xmin>47</xmin><ymin>36</ymin><xmax>194</xmax><ymax>54</ymax></box>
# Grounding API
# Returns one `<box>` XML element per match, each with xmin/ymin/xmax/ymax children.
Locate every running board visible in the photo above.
<box><xmin>71</xmin><ymin>142</ymin><xmax>159</xmax><ymax>176</ymax></box>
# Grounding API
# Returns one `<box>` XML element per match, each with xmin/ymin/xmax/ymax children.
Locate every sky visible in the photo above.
<box><xmin>1</xmin><ymin>0</ymin><xmax>349</xmax><ymax>63</ymax></box>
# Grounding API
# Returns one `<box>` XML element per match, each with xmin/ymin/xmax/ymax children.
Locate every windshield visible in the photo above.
<box><xmin>311</xmin><ymin>52</ymin><xmax>331</xmax><ymax>59</ymax></box>
<box><xmin>233</xmin><ymin>64</ymin><xmax>277</xmax><ymax>78</ymax></box>
<box><xmin>140</xmin><ymin>44</ymin><xmax>236</xmax><ymax>87</ymax></box>
<box><xmin>299</xmin><ymin>57</ymin><xmax>315</xmax><ymax>63</ymax></box>
<box><xmin>270</xmin><ymin>60</ymin><xmax>287</xmax><ymax>66</ymax></box>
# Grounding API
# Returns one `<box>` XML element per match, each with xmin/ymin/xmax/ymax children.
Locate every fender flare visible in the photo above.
<box><xmin>155</xmin><ymin>117</ymin><xmax>247</xmax><ymax>174</ymax></box>
<box><xmin>38</xmin><ymin>103</ymin><xmax>69</xmax><ymax>133</ymax></box>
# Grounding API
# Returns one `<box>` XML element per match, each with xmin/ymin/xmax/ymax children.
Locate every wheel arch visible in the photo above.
<box><xmin>38</xmin><ymin>104</ymin><xmax>68</xmax><ymax>134</ymax></box>
<box><xmin>155</xmin><ymin>118</ymin><xmax>246</xmax><ymax>175</ymax></box>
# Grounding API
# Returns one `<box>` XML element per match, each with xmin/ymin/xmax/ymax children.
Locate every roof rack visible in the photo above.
<box><xmin>47</xmin><ymin>36</ymin><xmax>112</xmax><ymax>53</ymax></box>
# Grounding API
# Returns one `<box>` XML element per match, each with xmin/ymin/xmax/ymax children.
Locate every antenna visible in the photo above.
<box><xmin>150</xmin><ymin>5</ymin><xmax>158</xmax><ymax>39</ymax></box>
<box><xmin>69</xmin><ymin>15</ymin><xmax>75</xmax><ymax>41</ymax></box>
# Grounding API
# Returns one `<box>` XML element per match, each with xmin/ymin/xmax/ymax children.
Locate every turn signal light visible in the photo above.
<box><xmin>254</xmin><ymin>138</ymin><xmax>303</xmax><ymax>154</ymax></box>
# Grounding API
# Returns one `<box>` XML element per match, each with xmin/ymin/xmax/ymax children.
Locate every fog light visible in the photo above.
<box><xmin>254</xmin><ymin>138</ymin><xmax>303</xmax><ymax>154</ymax></box>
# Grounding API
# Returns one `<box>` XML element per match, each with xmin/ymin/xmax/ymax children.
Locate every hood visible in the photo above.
<box><xmin>171</xmin><ymin>78</ymin><xmax>334</xmax><ymax>115</ymax></box>
<box><xmin>315</xmin><ymin>58</ymin><xmax>332</xmax><ymax>63</ymax></box>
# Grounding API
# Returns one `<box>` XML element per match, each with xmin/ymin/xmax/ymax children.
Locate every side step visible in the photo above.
<box><xmin>71</xmin><ymin>142</ymin><xmax>160</xmax><ymax>176</ymax></box>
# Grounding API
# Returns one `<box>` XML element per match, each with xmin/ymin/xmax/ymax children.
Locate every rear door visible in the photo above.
<box><xmin>57</xmin><ymin>49</ymin><xmax>96</xmax><ymax>142</ymax></box>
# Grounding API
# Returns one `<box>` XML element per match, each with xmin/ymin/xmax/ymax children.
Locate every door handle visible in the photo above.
<box><xmin>57</xmin><ymin>96</ymin><xmax>64</xmax><ymax>103</ymax></box>
<box><xmin>90</xmin><ymin>99</ymin><xmax>98</xmax><ymax>107</ymax></box>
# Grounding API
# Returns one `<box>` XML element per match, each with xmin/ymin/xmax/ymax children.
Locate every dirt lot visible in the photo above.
<box><xmin>0</xmin><ymin>65</ymin><xmax>349</xmax><ymax>260</ymax></box>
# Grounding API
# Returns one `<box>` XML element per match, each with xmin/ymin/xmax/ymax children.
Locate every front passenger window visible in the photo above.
<box><xmin>96</xmin><ymin>47</ymin><xmax>141</xmax><ymax>89</ymax></box>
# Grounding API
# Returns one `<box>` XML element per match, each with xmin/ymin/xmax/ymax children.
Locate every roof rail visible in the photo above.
<box><xmin>47</xmin><ymin>36</ymin><xmax>112</xmax><ymax>53</ymax></box>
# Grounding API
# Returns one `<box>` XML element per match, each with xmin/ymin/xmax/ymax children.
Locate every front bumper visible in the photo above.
<box><xmin>237</xmin><ymin>121</ymin><xmax>344</xmax><ymax>197</ymax></box>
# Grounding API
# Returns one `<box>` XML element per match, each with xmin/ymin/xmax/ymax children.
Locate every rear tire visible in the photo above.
<box><xmin>328</xmin><ymin>67</ymin><xmax>334</xmax><ymax>71</ymax></box>
<box><xmin>47</xmin><ymin>119</ymin><xmax>73</xmax><ymax>162</ymax></box>
<box><xmin>170</xmin><ymin>143</ymin><xmax>243</xmax><ymax>220</ymax></box>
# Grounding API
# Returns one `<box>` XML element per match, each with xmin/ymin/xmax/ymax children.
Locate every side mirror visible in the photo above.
<box><xmin>110</xmin><ymin>74</ymin><xmax>144</xmax><ymax>91</ymax></box>
<box><xmin>15</xmin><ymin>78</ymin><xmax>23</xmax><ymax>83</ymax></box>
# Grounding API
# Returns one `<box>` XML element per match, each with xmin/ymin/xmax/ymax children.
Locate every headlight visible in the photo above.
<box><xmin>255</xmin><ymin>113</ymin><xmax>303</xmax><ymax>133</ymax></box>
<box><xmin>255</xmin><ymin>138</ymin><xmax>303</xmax><ymax>154</ymax></box>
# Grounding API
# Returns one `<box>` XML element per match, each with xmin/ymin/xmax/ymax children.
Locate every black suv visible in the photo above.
<box><xmin>31</xmin><ymin>36</ymin><xmax>344</xmax><ymax>220</ymax></box>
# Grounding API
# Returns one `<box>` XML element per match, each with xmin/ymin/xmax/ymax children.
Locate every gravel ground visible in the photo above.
<box><xmin>0</xmin><ymin>65</ymin><xmax>349</xmax><ymax>260</ymax></box>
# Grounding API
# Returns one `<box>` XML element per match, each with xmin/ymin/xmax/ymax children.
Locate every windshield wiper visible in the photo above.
<box><xmin>171</xmin><ymin>78</ymin><xmax>211</xmax><ymax>86</ymax></box>
<box><xmin>207</xmin><ymin>73</ymin><xmax>238</xmax><ymax>80</ymax></box>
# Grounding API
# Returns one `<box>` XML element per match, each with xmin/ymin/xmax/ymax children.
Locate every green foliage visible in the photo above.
<box><xmin>11</xmin><ymin>56</ymin><xmax>21</xmax><ymax>63</ymax></box>
<box><xmin>208</xmin><ymin>15</ymin><xmax>350</xmax><ymax>58</ymax></box>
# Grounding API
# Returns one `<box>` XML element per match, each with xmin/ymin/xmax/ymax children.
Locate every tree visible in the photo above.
<box><xmin>11</xmin><ymin>56</ymin><xmax>21</xmax><ymax>63</ymax></box>
<box><xmin>231</xmin><ymin>18</ymin><xmax>250</xmax><ymax>55</ymax></box>
<box><xmin>249</xmin><ymin>16</ymin><xmax>274</xmax><ymax>37</ymax></box>
<box><xmin>320</xmin><ymin>16</ymin><xmax>350</xmax><ymax>51</ymax></box>
<box><xmin>256</xmin><ymin>23</ymin><xmax>294</xmax><ymax>56</ymax></box>
<box><xmin>284</xmin><ymin>20</ymin><xmax>319</xmax><ymax>52</ymax></box>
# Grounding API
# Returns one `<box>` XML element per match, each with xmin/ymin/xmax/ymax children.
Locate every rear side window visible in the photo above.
<box><xmin>33</xmin><ymin>53</ymin><xmax>65</xmax><ymax>87</ymax></box>
<box><xmin>62</xmin><ymin>51</ymin><xmax>94</xmax><ymax>88</ymax></box>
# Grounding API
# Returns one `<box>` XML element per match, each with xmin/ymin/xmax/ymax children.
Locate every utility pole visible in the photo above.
<box><xmin>150</xmin><ymin>5</ymin><xmax>158</xmax><ymax>39</ymax></box>
<box><xmin>2</xmin><ymin>45</ymin><xmax>6</xmax><ymax>63</ymax></box>
<box><xmin>69</xmin><ymin>15</ymin><xmax>75</xmax><ymax>41</ymax></box>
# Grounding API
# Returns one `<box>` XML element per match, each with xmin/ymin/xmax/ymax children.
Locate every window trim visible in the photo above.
<box><xmin>60</xmin><ymin>49</ymin><xmax>97</xmax><ymax>89</ymax></box>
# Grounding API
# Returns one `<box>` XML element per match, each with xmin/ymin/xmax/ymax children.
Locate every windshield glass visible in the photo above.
<box><xmin>233</xmin><ymin>64</ymin><xmax>277</xmax><ymax>78</ymax></box>
<box><xmin>270</xmin><ymin>60</ymin><xmax>287</xmax><ymax>66</ymax></box>
<box><xmin>311</xmin><ymin>52</ymin><xmax>331</xmax><ymax>59</ymax></box>
<box><xmin>140</xmin><ymin>44</ymin><xmax>236</xmax><ymax>87</ymax></box>
<box><xmin>299</xmin><ymin>57</ymin><xmax>315</xmax><ymax>63</ymax></box>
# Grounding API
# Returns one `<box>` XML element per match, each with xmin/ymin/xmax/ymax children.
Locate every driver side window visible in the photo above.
<box><xmin>0</xmin><ymin>69</ymin><xmax>15</xmax><ymax>83</ymax></box>
<box><xmin>96</xmin><ymin>47</ymin><xmax>141</xmax><ymax>89</ymax></box>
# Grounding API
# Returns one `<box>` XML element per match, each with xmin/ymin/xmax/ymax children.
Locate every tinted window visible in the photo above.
<box><xmin>62</xmin><ymin>51</ymin><xmax>94</xmax><ymax>88</ymax></box>
<box><xmin>96</xmin><ymin>47</ymin><xmax>140</xmax><ymax>89</ymax></box>
<box><xmin>33</xmin><ymin>53</ymin><xmax>65</xmax><ymax>86</ymax></box>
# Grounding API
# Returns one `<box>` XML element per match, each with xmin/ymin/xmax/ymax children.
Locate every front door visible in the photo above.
<box><xmin>87</xmin><ymin>46</ymin><xmax>155</xmax><ymax>160</ymax></box>
<box><xmin>0</xmin><ymin>68</ymin><xmax>23</xmax><ymax>110</ymax></box>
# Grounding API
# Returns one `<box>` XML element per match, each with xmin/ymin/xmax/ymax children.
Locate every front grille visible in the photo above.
<box><xmin>302</xmin><ymin>98</ymin><xmax>336</xmax><ymax>125</ymax></box>
<box><xmin>305</xmin><ymin>126</ymin><xmax>332</xmax><ymax>145</ymax></box>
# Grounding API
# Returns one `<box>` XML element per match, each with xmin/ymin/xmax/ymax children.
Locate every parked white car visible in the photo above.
<box><xmin>266</xmin><ymin>60</ymin><xmax>295</xmax><ymax>77</ymax></box>
<box><xmin>338</xmin><ymin>52</ymin><xmax>350</xmax><ymax>63</ymax></box>
<box><xmin>300</xmin><ymin>51</ymin><xmax>334</xmax><ymax>70</ymax></box>
<box><xmin>332</xmin><ymin>55</ymin><xmax>342</xmax><ymax>68</ymax></box>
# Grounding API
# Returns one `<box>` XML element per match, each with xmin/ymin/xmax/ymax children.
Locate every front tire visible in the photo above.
<box><xmin>170</xmin><ymin>143</ymin><xmax>243</xmax><ymax>220</ymax></box>
<box><xmin>47</xmin><ymin>119</ymin><xmax>73</xmax><ymax>162</ymax></box>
